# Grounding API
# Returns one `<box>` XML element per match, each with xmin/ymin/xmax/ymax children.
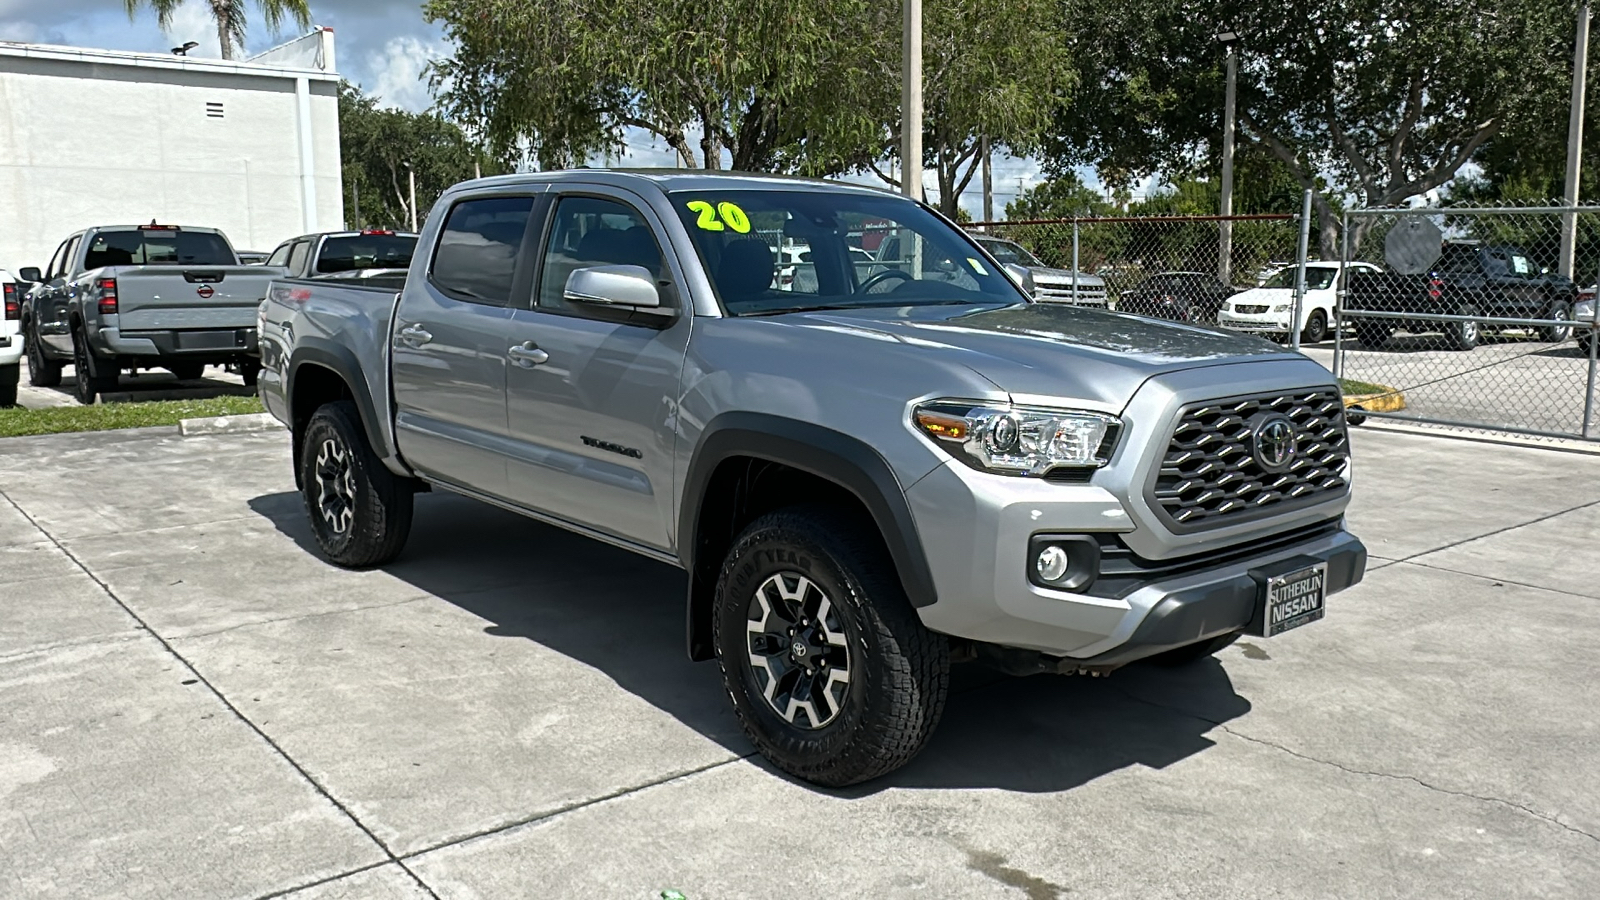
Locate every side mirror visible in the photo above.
<box><xmin>18</xmin><ymin>267</ymin><xmax>42</xmax><ymax>284</ymax></box>
<box><xmin>1003</xmin><ymin>263</ymin><xmax>1035</xmax><ymax>297</ymax></box>
<box><xmin>564</xmin><ymin>265</ymin><xmax>667</xmax><ymax>312</ymax></box>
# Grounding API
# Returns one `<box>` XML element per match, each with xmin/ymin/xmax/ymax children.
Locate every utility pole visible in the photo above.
<box><xmin>1217</xmin><ymin>32</ymin><xmax>1240</xmax><ymax>285</ymax></box>
<box><xmin>902</xmin><ymin>0</ymin><xmax>923</xmax><ymax>203</ymax></box>
<box><xmin>404</xmin><ymin>162</ymin><xmax>418</xmax><ymax>232</ymax></box>
<box><xmin>1562</xmin><ymin>2</ymin><xmax>1591</xmax><ymax>279</ymax></box>
<box><xmin>981</xmin><ymin>135</ymin><xmax>993</xmax><ymax>227</ymax></box>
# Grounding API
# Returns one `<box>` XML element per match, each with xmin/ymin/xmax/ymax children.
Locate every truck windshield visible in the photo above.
<box><xmin>316</xmin><ymin>234</ymin><xmax>417</xmax><ymax>274</ymax></box>
<box><xmin>668</xmin><ymin>189</ymin><xmax>1025</xmax><ymax>316</ymax></box>
<box><xmin>83</xmin><ymin>229</ymin><xmax>236</xmax><ymax>268</ymax></box>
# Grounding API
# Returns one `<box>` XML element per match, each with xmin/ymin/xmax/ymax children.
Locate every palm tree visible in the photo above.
<box><xmin>125</xmin><ymin>0</ymin><xmax>313</xmax><ymax>61</ymax></box>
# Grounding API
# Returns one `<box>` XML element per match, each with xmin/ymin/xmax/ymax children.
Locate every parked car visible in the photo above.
<box><xmin>970</xmin><ymin>235</ymin><xmax>1108</xmax><ymax>307</ymax></box>
<box><xmin>1218</xmin><ymin>262</ymin><xmax>1382</xmax><ymax>344</ymax></box>
<box><xmin>1</xmin><ymin>269</ymin><xmax>24</xmax><ymax>407</ymax></box>
<box><xmin>1344</xmin><ymin>242</ymin><xmax>1578</xmax><ymax>350</ymax></box>
<box><xmin>259</xmin><ymin>170</ymin><xmax>1365</xmax><ymax>787</ymax></box>
<box><xmin>1578</xmin><ymin>294</ymin><xmax>1598</xmax><ymax>356</ymax></box>
<box><xmin>264</xmin><ymin>229</ymin><xmax>418</xmax><ymax>280</ymax></box>
<box><xmin>1117</xmin><ymin>272</ymin><xmax>1237</xmax><ymax>324</ymax></box>
<box><xmin>19</xmin><ymin>223</ymin><xmax>280</xmax><ymax>403</ymax></box>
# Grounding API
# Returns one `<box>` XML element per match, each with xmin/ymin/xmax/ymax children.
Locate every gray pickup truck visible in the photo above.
<box><xmin>259</xmin><ymin>171</ymin><xmax>1366</xmax><ymax>786</ymax></box>
<box><xmin>21</xmin><ymin>224</ymin><xmax>278</xmax><ymax>403</ymax></box>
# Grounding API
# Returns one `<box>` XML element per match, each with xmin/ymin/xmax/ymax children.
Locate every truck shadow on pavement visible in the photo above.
<box><xmin>248</xmin><ymin>489</ymin><xmax>1250</xmax><ymax>795</ymax></box>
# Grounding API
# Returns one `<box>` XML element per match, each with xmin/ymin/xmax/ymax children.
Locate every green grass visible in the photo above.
<box><xmin>1339</xmin><ymin>378</ymin><xmax>1394</xmax><ymax>397</ymax></box>
<box><xmin>0</xmin><ymin>395</ymin><xmax>265</xmax><ymax>438</ymax></box>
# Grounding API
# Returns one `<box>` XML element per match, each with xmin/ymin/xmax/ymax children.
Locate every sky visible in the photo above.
<box><xmin>0</xmin><ymin>0</ymin><xmax>1055</xmax><ymax>217</ymax></box>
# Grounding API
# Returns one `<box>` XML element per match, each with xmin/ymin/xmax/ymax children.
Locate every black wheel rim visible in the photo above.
<box><xmin>745</xmin><ymin>572</ymin><xmax>853</xmax><ymax>730</ymax></box>
<box><xmin>313</xmin><ymin>436</ymin><xmax>358</xmax><ymax>536</ymax></box>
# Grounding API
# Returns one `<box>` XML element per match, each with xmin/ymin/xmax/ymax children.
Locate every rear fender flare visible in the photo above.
<box><xmin>287</xmin><ymin>339</ymin><xmax>392</xmax><ymax>463</ymax></box>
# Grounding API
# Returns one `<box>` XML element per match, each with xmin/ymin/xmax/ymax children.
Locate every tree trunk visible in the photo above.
<box><xmin>1313</xmin><ymin>193</ymin><xmax>1340</xmax><ymax>261</ymax></box>
<box><xmin>215</xmin><ymin>10</ymin><xmax>235</xmax><ymax>61</ymax></box>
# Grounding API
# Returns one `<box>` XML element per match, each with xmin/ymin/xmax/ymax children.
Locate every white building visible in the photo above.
<box><xmin>0</xmin><ymin>28</ymin><xmax>342</xmax><ymax>272</ymax></box>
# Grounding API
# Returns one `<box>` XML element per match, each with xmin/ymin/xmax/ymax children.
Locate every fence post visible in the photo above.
<box><xmin>1291</xmin><ymin>189</ymin><xmax>1313</xmax><ymax>352</ymax></box>
<box><xmin>1071</xmin><ymin>218</ymin><xmax>1081</xmax><ymax>303</ymax></box>
<box><xmin>1334</xmin><ymin>208</ymin><xmax>1350</xmax><ymax>380</ymax></box>
<box><xmin>1585</xmin><ymin>245</ymin><xmax>1600</xmax><ymax>438</ymax></box>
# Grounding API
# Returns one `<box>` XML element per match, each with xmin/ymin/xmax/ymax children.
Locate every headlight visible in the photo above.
<box><xmin>1273</xmin><ymin>303</ymin><xmax>1293</xmax><ymax>313</ymax></box>
<box><xmin>914</xmin><ymin>400</ymin><xmax>1121</xmax><ymax>476</ymax></box>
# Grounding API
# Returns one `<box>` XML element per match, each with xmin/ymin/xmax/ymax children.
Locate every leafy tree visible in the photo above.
<box><xmin>425</xmin><ymin>0</ymin><xmax>894</xmax><ymax>173</ymax></box>
<box><xmin>123</xmin><ymin>0</ymin><xmax>311</xmax><ymax>61</ymax></box>
<box><xmin>338</xmin><ymin>83</ymin><xmax>505</xmax><ymax>231</ymax></box>
<box><xmin>1052</xmin><ymin>0</ymin><xmax>1578</xmax><ymax>255</ymax></box>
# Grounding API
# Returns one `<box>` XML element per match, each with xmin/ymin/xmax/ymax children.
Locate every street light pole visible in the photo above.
<box><xmin>405</xmin><ymin>162</ymin><xmax>418</xmax><ymax>233</ymax></box>
<box><xmin>1561</xmin><ymin>1</ymin><xmax>1591</xmax><ymax>279</ymax></box>
<box><xmin>1218</xmin><ymin>33</ymin><xmax>1239</xmax><ymax>286</ymax></box>
<box><xmin>902</xmin><ymin>0</ymin><xmax>923</xmax><ymax>203</ymax></box>
<box><xmin>981</xmin><ymin>135</ymin><xmax>993</xmax><ymax>226</ymax></box>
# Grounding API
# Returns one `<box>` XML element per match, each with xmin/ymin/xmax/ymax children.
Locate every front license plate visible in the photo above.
<box><xmin>1263</xmin><ymin>564</ymin><xmax>1327</xmax><ymax>636</ymax></box>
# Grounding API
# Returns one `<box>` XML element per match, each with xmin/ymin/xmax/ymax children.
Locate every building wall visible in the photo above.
<box><xmin>0</xmin><ymin>46</ymin><xmax>342</xmax><ymax>272</ymax></box>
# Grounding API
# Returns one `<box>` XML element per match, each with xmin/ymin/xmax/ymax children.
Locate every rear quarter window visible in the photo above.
<box><xmin>430</xmin><ymin>197</ymin><xmax>536</xmax><ymax>306</ymax></box>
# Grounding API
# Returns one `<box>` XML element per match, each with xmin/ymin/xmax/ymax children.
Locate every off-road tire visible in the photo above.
<box><xmin>1445</xmin><ymin>303</ymin><xmax>1480</xmax><ymax>351</ymax></box>
<box><xmin>1538</xmin><ymin>301</ymin><xmax>1573</xmax><ymax>344</ymax></box>
<box><xmin>0</xmin><ymin>363</ymin><xmax>17</xmax><ymax>408</ymax></box>
<box><xmin>71</xmin><ymin>326</ymin><xmax>118</xmax><ymax>405</ymax></box>
<box><xmin>712</xmin><ymin>506</ymin><xmax>950</xmax><ymax>787</ymax></box>
<box><xmin>1301</xmin><ymin>309</ymin><xmax>1329</xmax><ymax>345</ymax></box>
<box><xmin>298</xmin><ymin>400</ymin><xmax>413</xmax><ymax>568</ymax></box>
<box><xmin>168</xmin><ymin>363</ymin><xmax>205</xmax><ymax>381</ymax></box>
<box><xmin>1149</xmin><ymin>632</ymin><xmax>1241</xmax><ymax>667</ymax></box>
<box><xmin>25</xmin><ymin>320</ymin><xmax>63</xmax><ymax>387</ymax></box>
<box><xmin>1354</xmin><ymin>320</ymin><xmax>1391</xmax><ymax>349</ymax></box>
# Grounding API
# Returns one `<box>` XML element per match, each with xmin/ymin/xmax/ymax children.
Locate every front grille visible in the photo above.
<box><xmin>1036</xmin><ymin>284</ymin><xmax>1107</xmax><ymax>305</ymax></box>
<box><xmin>1151</xmin><ymin>389</ymin><xmax>1349</xmax><ymax>530</ymax></box>
<box><xmin>1235</xmin><ymin>304</ymin><xmax>1269</xmax><ymax>314</ymax></box>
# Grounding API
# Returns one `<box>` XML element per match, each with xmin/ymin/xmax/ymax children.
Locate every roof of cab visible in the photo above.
<box><xmin>448</xmin><ymin>168</ymin><xmax>900</xmax><ymax>198</ymax></box>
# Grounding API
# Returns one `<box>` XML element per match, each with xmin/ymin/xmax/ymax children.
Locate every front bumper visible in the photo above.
<box><xmin>1218</xmin><ymin>311</ymin><xmax>1291</xmax><ymax>333</ymax></box>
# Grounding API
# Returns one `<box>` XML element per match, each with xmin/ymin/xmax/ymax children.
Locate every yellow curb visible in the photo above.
<box><xmin>1343</xmin><ymin>390</ymin><xmax>1407</xmax><ymax>412</ymax></box>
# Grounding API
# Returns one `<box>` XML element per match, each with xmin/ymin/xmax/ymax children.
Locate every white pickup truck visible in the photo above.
<box><xmin>20</xmin><ymin>224</ymin><xmax>280</xmax><ymax>404</ymax></box>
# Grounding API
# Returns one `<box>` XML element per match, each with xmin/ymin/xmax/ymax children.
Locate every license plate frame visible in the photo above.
<box><xmin>1247</xmin><ymin>560</ymin><xmax>1328</xmax><ymax>637</ymax></box>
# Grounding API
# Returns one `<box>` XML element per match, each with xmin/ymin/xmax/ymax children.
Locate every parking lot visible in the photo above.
<box><xmin>1</xmin><ymin>422</ymin><xmax>1595</xmax><ymax>899</ymax></box>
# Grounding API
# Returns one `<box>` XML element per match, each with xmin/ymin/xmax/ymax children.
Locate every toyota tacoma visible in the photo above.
<box><xmin>258</xmin><ymin>171</ymin><xmax>1366</xmax><ymax>786</ymax></box>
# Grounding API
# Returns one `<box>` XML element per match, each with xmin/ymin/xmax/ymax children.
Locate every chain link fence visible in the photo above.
<box><xmin>1335</xmin><ymin>205</ymin><xmax>1600</xmax><ymax>441</ymax></box>
<box><xmin>969</xmin><ymin>214</ymin><xmax>1303</xmax><ymax>320</ymax></box>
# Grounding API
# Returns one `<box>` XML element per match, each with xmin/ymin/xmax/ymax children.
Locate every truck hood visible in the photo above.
<box><xmin>781</xmin><ymin>302</ymin><xmax>1304</xmax><ymax>409</ymax></box>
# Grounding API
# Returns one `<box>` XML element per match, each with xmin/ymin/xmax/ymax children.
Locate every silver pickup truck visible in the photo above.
<box><xmin>259</xmin><ymin>171</ymin><xmax>1366</xmax><ymax>786</ymax></box>
<box><xmin>20</xmin><ymin>224</ymin><xmax>278</xmax><ymax>403</ymax></box>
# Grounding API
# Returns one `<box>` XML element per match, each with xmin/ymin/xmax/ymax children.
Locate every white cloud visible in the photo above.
<box><xmin>362</xmin><ymin>35</ymin><xmax>448</xmax><ymax>112</ymax></box>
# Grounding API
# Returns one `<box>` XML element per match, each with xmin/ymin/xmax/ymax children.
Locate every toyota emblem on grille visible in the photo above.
<box><xmin>196</xmin><ymin>285</ymin><xmax>215</xmax><ymax>299</ymax></box>
<box><xmin>1252</xmin><ymin>414</ymin><xmax>1298</xmax><ymax>473</ymax></box>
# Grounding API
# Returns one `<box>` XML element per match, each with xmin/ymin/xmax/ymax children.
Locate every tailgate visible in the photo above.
<box><xmin>111</xmin><ymin>267</ymin><xmax>275</xmax><ymax>331</ymax></box>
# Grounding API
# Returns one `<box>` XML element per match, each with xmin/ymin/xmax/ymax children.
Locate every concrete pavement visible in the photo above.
<box><xmin>1</xmin><ymin>424</ymin><xmax>1596</xmax><ymax>898</ymax></box>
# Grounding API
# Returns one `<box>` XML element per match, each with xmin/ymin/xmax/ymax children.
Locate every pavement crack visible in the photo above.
<box><xmin>1105</xmin><ymin>682</ymin><xmax>1599</xmax><ymax>846</ymax></box>
<box><xmin>402</xmin><ymin>751</ymin><xmax>759</xmax><ymax>861</ymax></box>
<box><xmin>171</xmin><ymin>595</ymin><xmax>434</xmax><ymax>641</ymax></box>
<box><xmin>0</xmin><ymin>490</ymin><xmax>444</xmax><ymax>900</ymax></box>
<box><xmin>1391</xmin><ymin>559</ymin><xmax>1600</xmax><ymax>602</ymax></box>
<box><xmin>1395</xmin><ymin>498</ymin><xmax>1600</xmax><ymax>565</ymax></box>
<box><xmin>0</xmin><ymin>630</ymin><xmax>147</xmax><ymax>664</ymax></box>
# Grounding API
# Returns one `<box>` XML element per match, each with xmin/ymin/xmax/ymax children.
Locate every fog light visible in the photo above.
<box><xmin>1036</xmin><ymin>545</ymin><xmax>1070</xmax><ymax>582</ymax></box>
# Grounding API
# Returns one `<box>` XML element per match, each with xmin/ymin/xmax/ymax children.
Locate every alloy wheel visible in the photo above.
<box><xmin>745</xmin><ymin>572</ymin><xmax>853</xmax><ymax>729</ymax></box>
<box><xmin>314</xmin><ymin>437</ymin><xmax>358</xmax><ymax>535</ymax></box>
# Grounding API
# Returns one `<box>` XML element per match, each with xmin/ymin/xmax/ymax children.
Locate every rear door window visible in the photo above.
<box><xmin>287</xmin><ymin>241</ymin><xmax>312</xmax><ymax>275</ymax></box>
<box><xmin>431</xmin><ymin>197</ymin><xmax>536</xmax><ymax>306</ymax></box>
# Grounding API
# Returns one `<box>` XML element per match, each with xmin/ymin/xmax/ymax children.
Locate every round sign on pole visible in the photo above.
<box><xmin>1384</xmin><ymin>217</ymin><xmax>1443</xmax><ymax>275</ymax></box>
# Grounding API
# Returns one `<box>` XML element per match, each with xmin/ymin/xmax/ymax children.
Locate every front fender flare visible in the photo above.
<box><xmin>679</xmin><ymin>412</ymin><xmax>938</xmax><ymax>661</ymax></box>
